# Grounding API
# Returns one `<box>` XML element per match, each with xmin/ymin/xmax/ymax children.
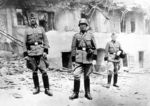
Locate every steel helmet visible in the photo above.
<box><xmin>78</xmin><ymin>18</ymin><xmax>88</xmax><ymax>26</ymax></box>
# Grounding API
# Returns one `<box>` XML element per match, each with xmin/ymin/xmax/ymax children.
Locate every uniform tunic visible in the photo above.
<box><xmin>71</xmin><ymin>31</ymin><xmax>97</xmax><ymax>79</ymax></box>
<box><xmin>105</xmin><ymin>40</ymin><xmax>122</xmax><ymax>72</ymax></box>
<box><xmin>71</xmin><ymin>31</ymin><xmax>97</xmax><ymax>64</ymax></box>
<box><xmin>23</xmin><ymin>25</ymin><xmax>49</xmax><ymax>72</ymax></box>
<box><xmin>24</xmin><ymin>25</ymin><xmax>49</xmax><ymax>56</ymax></box>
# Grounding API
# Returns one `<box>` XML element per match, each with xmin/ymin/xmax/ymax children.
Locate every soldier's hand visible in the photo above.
<box><xmin>92</xmin><ymin>60</ymin><xmax>96</xmax><ymax>65</ymax></box>
<box><xmin>72</xmin><ymin>62</ymin><xmax>76</xmax><ymax>67</ymax></box>
<box><xmin>43</xmin><ymin>52</ymin><xmax>47</xmax><ymax>58</ymax></box>
<box><xmin>24</xmin><ymin>56</ymin><xmax>29</xmax><ymax>61</ymax></box>
<box><xmin>116</xmin><ymin>50</ymin><xmax>122</xmax><ymax>56</ymax></box>
<box><xmin>88</xmin><ymin>49</ymin><xmax>94</xmax><ymax>54</ymax></box>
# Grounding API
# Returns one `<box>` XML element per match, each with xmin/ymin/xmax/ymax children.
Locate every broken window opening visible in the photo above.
<box><xmin>16</xmin><ymin>9</ymin><xmax>27</xmax><ymax>26</ymax></box>
<box><xmin>131</xmin><ymin>20</ymin><xmax>135</xmax><ymax>33</ymax></box>
<box><xmin>47</xmin><ymin>11</ymin><xmax>55</xmax><ymax>31</ymax></box>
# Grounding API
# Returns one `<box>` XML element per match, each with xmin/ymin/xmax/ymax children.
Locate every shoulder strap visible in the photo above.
<box><xmin>81</xmin><ymin>33</ymin><xmax>89</xmax><ymax>47</ymax></box>
<box><xmin>78</xmin><ymin>33</ymin><xmax>86</xmax><ymax>46</ymax></box>
<box><xmin>110</xmin><ymin>42</ymin><xmax>117</xmax><ymax>53</ymax></box>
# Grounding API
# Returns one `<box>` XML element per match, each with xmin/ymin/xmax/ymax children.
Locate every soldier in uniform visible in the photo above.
<box><xmin>69</xmin><ymin>18</ymin><xmax>97</xmax><ymax>100</ymax></box>
<box><xmin>23</xmin><ymin>13</ymin><xmax>52</xmax><ymax>96</ymax></box>
<box><xmin>104</xmin><ymin>33</ymin><xmax>126</xmax><ymax>88</ymax></box>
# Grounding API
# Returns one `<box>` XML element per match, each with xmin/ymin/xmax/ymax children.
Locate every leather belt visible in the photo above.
<box><xmin>77</xmin><ymin>47</ymin><xmax>86</xmax><ymax>51</ymax></box>
<box><xmin>29</xmin><ymin>42</ymin><xmax>42</xmax><ymax>46</ymax></box>
<box><xmin>109</xmin><ymin>53</ymin><xmax>116</xmax><ymax>55</ymax></box>
<box><xmin>34</xmin><ymin>42</ymin><xmax>38</xmax><ymax>45</ymax></box>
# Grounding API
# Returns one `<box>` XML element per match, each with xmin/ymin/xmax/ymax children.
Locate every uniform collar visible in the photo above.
<box><xmin>30</xmin><ymin>24</ymin><xmax>38</xmax><ymax>28</ymax></box>
<box><xmin>111</xmin><ymin>40</ymin><xmax>116</xmax><ymax>43</ymax></box>
<box><xmin>80</xmin><ymin>31</ymin><xmax>87</xmax><ymax>35</ymax></box>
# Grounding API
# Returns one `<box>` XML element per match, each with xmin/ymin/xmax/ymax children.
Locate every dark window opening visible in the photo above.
<box><xmin>120</xmin><ymin>20</ymin><xmax>126</xmax><ymax>32</ymax></box>
<box><xmin>17</xmin><ymin>13</ymin><xmax>24</xmax><ymax>25</ymax></box>
<box><xmin>139</xmin><ymin>51</ymin><xmax>144</xmax><ymax>68</ymax></box>
<box><xmin>39</xmin><ymin>12</ymin><xmax>55</xmax><ymax>31</ymax></box>
<box><xmin>62</xmin><ymin>52</ymin><xmax>72</xmax><ymax>68</ymax></box>
<box><xmin>131</xmin><ymin>20</ymin><xmax>135</xmax><ymax>33</ymax></box>
<box><xmin>16</xmin><ymin>9</ymin><xmax>27</xmax><ymax>25</ymax></box>
<box><xmin>39</xmin><ymin>20</ymin><xmax>47</xmax><ymax>31</ymax></box>
<box><xmin>39</xmin><ymin>13</ymin><xmax>48</xmax><ymax>31</ymax></box>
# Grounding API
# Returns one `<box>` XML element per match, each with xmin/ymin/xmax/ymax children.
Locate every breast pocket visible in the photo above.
<box><xmin>115</xmin><ymin>45</ymin><xmax>120</xmax><ymax>51</ymax></box>
<box><xmin>27</xmin><ymin>34</ymin><xmax>34</xmax><ymax>43</ymax></box>
<box><xmin>85</xmin><ymin>37</ymin><xmax>92</xmax><ymax>48</ymax></box>
<box><xmin>86</xmin><ymin>40</ymin><xmax>92</xmax><ymax>46</ymax></box>
<box><xmin>36</xmin><ymin>33</ymin><xmax>43</xmax><ymax>42</ymax></box>
<box><xmin>109</xmin><ymin>45</ymin><xmax>115</xmax><ymax>52</ymax></box>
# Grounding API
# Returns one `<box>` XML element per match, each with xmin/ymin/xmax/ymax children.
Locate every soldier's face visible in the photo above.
<box><xmin>111</xmin><ymin>34</ymin><xmax>117</xmax><ymax>41</ymax></box>
<box><xmin>30</xmin><ymin>17</ymin><xmax>36</xmax><ymax>25</ymax></box>
<box><xmin>79</xmin><ymin>24</ymin><xmax>87</xmax><ymax>31</ymax></box>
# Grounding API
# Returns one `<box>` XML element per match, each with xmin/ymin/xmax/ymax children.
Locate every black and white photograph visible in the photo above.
<box><xmin>0</xmin><ymin>0</ymin><xmax>150</xmax><ymax>106</ymax></box>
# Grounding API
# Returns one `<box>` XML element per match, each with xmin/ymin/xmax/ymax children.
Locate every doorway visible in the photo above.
<box><xmin>139</xmin><ymin>51</ymin><xmax>144</xmax><ymax>68</ymax></box>
<box><xmin>62</xmin><ymin>52</ymin><xmax>72</xmax><ymax>68</ymax></box>
<box><xmin>122</xmin><ymin>54</ymin><xmax>128</xmax><ymax>67</ymax></box>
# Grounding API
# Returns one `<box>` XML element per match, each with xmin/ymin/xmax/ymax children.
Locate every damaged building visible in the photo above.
<box><xmin>0</xmin><ymin>0</ymin><xmax>150</xmax><ymax>71</ymax></box>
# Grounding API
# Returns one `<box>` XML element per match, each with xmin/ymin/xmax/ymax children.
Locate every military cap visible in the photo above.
<box><xmin>30</xmin><ymin>13</ymin><xmax>37</xmax><ymax>19</ymax></box>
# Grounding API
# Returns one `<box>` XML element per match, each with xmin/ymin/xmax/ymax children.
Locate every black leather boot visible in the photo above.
<box><xmin>33</xmin><ymin>73</ymin><xmax>40</xmax><ymax>94</ymax></box>
<box><xmin>69</xmin><ymin>79</ymin><xmax>80</xmax><ymax>100</ymax></box>
<box><xmin>113</xmin><ymin>74</ymin><xmax>119</xmax><ymax>87</ymax></box>
<box><xmin>42</xmin><ymin>73</ymin><xmax>53</xmax><ymax>96</ymax></box>
<box><xmin>106</xmin><ymin>74</ymin><xmax>112</xmax><ymax>88</ymax></box>
<box><xmin>45</xmin><ymin>88</ymin><xmax>53</xmax><ymax>96</ymax></box>
<box><xmin>84</xmin><ymin>77</ymin><xmax>92</xmax><ymax>100</ymax></box>
<box><xmin>33</xmin><ymin>87</ymin><xmax>40</xmax><ymax>94</ymax></box>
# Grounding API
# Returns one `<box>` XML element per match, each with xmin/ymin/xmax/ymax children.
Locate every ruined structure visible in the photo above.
<box><xmin>0</xmin><ymin>0</ymin><xmax>150</xmax><ymax>71</ymax></box>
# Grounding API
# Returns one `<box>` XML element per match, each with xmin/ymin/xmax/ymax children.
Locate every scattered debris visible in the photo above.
<box><xmin>12</xmin><ymin>93</ymin><xmax>23</xmax><ymax>99</ymax></box>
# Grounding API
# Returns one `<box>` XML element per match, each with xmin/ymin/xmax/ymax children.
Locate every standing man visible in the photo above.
<box><xmin>23</xmin><ymin>13</ymin><xmax>52</xmax><ymax>96</ymax></box>
<box><xmin>104</xmin><ymin>33</ymin><xmax>125</xmax><ymax>88</ymax></box>
<box><xmin>69</xmin><ymin>18</ymin><xmax>97</xmax><ymax>100</ymax></box>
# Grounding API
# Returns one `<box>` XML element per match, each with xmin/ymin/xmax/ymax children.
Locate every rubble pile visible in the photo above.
<box><xmin>0</xmin><ymin>56</ymin><xmax>28</xmax><ymax>76</ymax></box>
<box><xmin>0</xmin><ymin>55</ymin><xmax>32</xmax><ymax>90</ymax></box>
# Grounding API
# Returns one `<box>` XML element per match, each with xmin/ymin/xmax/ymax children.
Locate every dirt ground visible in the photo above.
<box><xmin>0</xmin><ymin>57</ymin><xmax>150</xmax><ymax>106</ymax></box>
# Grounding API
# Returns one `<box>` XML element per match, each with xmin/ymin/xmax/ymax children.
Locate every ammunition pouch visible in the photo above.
<box><xmin>118</xmin><ymin>50</ymin><xmax>126</xmax><ymax>59</ymax></box>
<box><xmin>120</xmin><ymin>52</ymin><xmax>126</xmax><ymax>59</ymax></box>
